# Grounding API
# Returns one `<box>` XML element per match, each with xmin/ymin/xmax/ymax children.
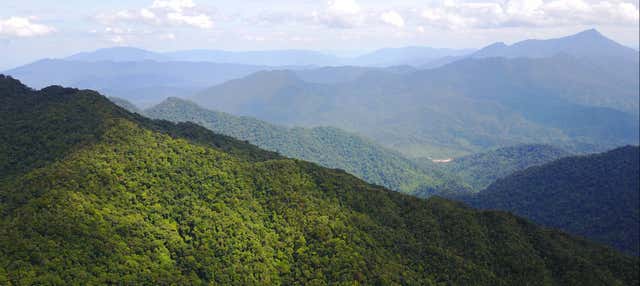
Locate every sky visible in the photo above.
<box><xmin>1</xmin><ymin>0</ymin><xmax>639</xmax><ymax>69</ymax></box>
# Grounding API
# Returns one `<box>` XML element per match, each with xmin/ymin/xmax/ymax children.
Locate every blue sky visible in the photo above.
<box><xmin>1</xmin><ymin>0</ymin><xmax>639</xmax><ymax>69</ymax></box>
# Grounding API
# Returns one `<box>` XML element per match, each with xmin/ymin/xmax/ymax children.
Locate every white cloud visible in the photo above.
<box><xmin>381</xmin><ymin>11</ymin><xmax>405</xmax><ymax>28</ymax></box>
<box><xmin>167</xmin><ymin>12</ymin><xmax>213</xmax><ymax>28</ymax></box>
<box><xmin>0</xmin><ymin>17</ymin><xmax>55</xmax><ymax>37</ymax></box>
<box><xmin>140</xmin><ymin>9</ymin><xmax>157</xmax><ymax>20</ymax></box>
<box><xmin>96</xmin><ymin>0</ymin><xmax>213</xmax><ymax>29</ymax></box>
<box><xmin>320</xmin><ymin>0</ymin><xmax>365</xmax><ymax>28</ymax></box>
<box><xmin>419</xmin><ymin>0</ymin><xmax>639</xmax><ymax>30</ymax></box>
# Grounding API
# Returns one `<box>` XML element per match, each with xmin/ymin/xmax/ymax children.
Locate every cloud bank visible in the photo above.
<box><xmin>0</xmin><ymin>17</ymin><xmax>55</xmax><ymax>37</ymax></box>
<box><xmin>419</xmin><ymin>0</ymin><xmax>639</xmax><ymax>30</ymax></box>
<box><xmin>96</xmin><ymin>0</ymin><xmax>213</xmax><ymax>29</ymax></box>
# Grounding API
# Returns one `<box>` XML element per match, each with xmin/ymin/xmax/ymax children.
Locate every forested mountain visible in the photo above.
<box><xmin>4</xmin><ymin>59</ymin><xmax>270</xmax><ymax>107</ymax></box>
<box><xmin>192</xmin><ymin>53</ymin><xmax>639</xmax><ymax>158</ymax></box>
<box><xmin>1</xmin><ymin>75</ymin><xmax>637</xmax><ymax>285</ymax></box>
<box><xmin>460</xmin><ymin>146</ymin><xmax>640</xmax><ymax>256</ymax></box>
<box><xmin>144</xmin><ymin>97</ymin><xmax>466</xmax><ymax>196</ymax></box>
<box><xmin>425</xmin><ymin>144</ymin><xmax>571</xmax><ymax>191</ymax></box>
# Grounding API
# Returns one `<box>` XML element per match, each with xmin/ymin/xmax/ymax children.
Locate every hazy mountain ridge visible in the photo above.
<box><xmin>4</xmin><ymin>59</ymin><xmax>271</xmax><ymax>107</ymax></box>
<box><xmin>192</xmin><ymin>53</ymin><xmax>639</xmax><ymax>158</ymax></box>
<box><xmin>63</xmin><ymin>46</ymin><xmax>474</xmax><ymax>67</ymax></box>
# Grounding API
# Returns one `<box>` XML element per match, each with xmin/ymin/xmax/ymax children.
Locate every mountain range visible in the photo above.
<box><xmin>142</xmin><ymin>97</ymin><xmax>467</xmax><ymax>196</ymax></box>
<box><xmin>5</xmin><ymin>30</ymin><xmax>637</xmax><ymax>158</ymax></box>
<box><xmin>120</xmin><ymin>97</ymin><xmax>585</xmax><ymax>200</ymax></box>
<box><xmin>4</xmin><ymin>60</ymin><xmax>270</xmax><ymax>107</ymax></box>
<box><xmin>191</xmin><ymin>54</ymin><xmax>638</xmax><ymax>158</ymax></box>
<box><xmin>1</xmin><ymin>75</ymin><xmax>638</xmax><ymax>285</ymax></box>
<box><xmin>64</xmin><ymin>46</ymin><xmax>473</xmax><ymax>67</ymax></box>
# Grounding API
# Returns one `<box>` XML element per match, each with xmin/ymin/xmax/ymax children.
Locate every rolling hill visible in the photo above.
<box><xmin>1</xmin><ymin>75</ymin><xmax>637</xmax><ymax>285</ymax></box>
<box><xmin>460</xmin><ymin>146</ymin><xmax>640</xmax><ymax>256</ymax></box>
<box><xmin>144</xmin><ymin>97</ymin><xmax>467</xmax><ymax>196</ymax></box>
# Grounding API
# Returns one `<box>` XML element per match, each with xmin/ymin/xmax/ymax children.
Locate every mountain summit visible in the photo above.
<box><xmin>473</xmin><ymin>29</ymin><xmax>639</xmax><ymax>61</ymax></box>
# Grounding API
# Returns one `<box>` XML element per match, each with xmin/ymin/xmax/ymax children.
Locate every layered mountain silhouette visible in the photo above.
<box><xmin>1</xmin><ymin>75</ymin><xmax>638</xmax><ymax>285</ymax></box>
<box><xmin>191</xmin><ymin>54</ymin><xmax>638</xmax><ymax>158</ymax></box>
<box><xmin>4</xmin><ymin>60</ymin><xmax>270</xmax><ymax>107</ymax></box>
<box><xmin>6</xmin><ymin>30</ymin><xmax>637</xmax><ymax>158</ymax></box>
<box><xmin>63</xmin><ymin>46</ymin><xmax>472</xmax><ymax>67</ymax></box>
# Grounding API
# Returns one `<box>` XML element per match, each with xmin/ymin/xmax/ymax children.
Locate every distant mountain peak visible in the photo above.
<box><xmin>472</xmin><ymin>29</ymin><xmax>636</xmax><ymax>60</ymax></box>
<box><xmin>575</xmin><ymin>28</ymin><xmax>601</xmax><ymax>36</ymax></box>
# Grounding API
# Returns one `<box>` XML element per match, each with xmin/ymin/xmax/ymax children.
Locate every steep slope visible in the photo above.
<box><xmin>1</xmin><ymin>75</ymin><xmax>637</xmax><ymax>285</ymax></box>
<box><xmin>426</xmin><ymin>144</ymin><xmax>571</xmax><ymax>191</ymax></box>
<box><xmin>144</xmin><ymin>97</ymin><xmax>467</xmax><ymax>196</ymax></box>
<box><xmin>461</xmin><ymin>146</ymin><xmax>640</xmax><ymax>256</ymax></box>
